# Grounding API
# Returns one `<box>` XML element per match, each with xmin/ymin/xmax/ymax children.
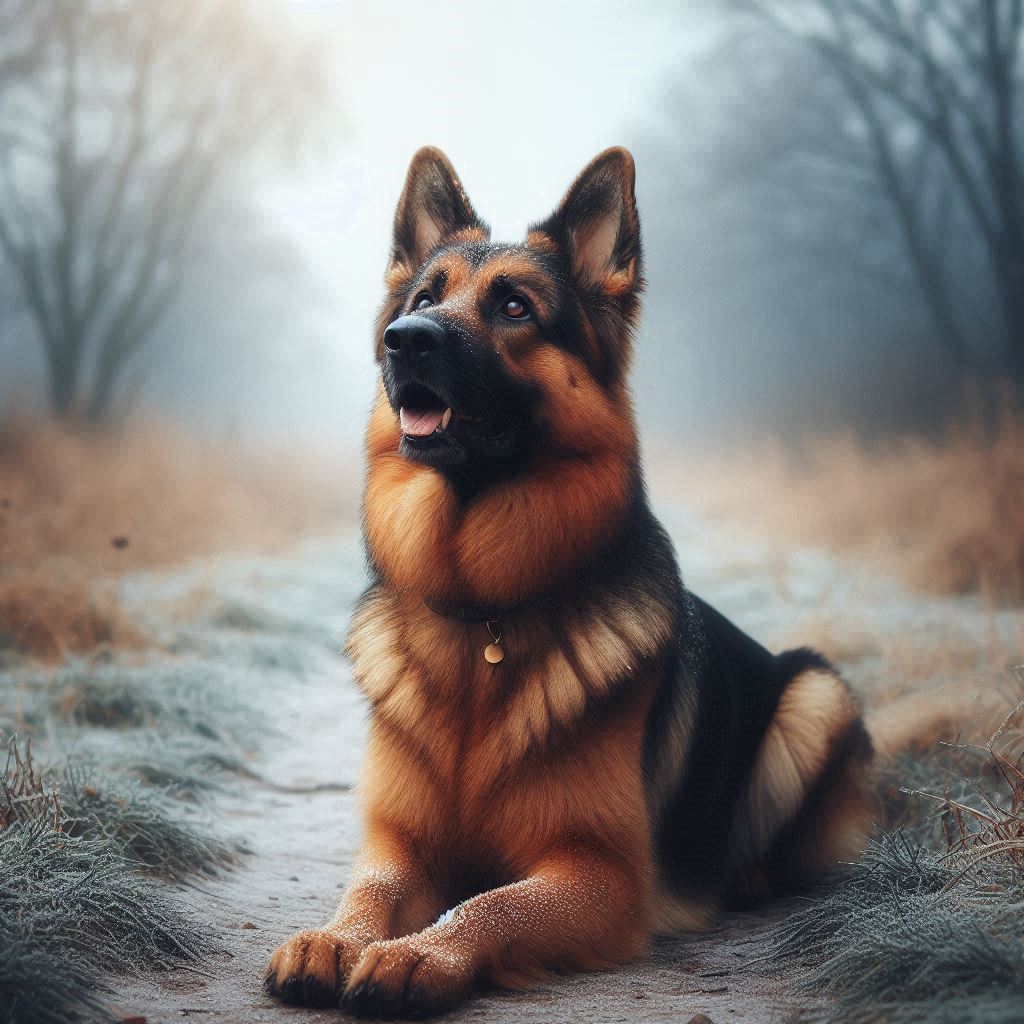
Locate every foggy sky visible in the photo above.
<box><xmin>0</xmin><ymin>1</ymin><xmax>970</xmax><ymax>446</ymax></box>
<box><xmin>228</xmin><ymin>0</ymin><xmax>714</xmax><ymax>447</ymax></box>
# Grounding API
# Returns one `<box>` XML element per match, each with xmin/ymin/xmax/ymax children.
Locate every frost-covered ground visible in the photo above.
<box><xmin>5</xmin><ymin>497</ymin><xmax>1021</xmax><ymax>1023</ymax></box>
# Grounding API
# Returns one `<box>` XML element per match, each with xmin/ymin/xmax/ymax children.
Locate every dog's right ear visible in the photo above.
<box><xmin>529</xmin><ymin>148</ymin><xmax>643</xmax><ymax>382</ymax></box>
<box><xmin>532</xmin><ymin>147</ymin><xmax>641</xmax><ymax>298</ymax></box>
<box><xmin>386</xmin><ymin>147</ymin><xmax>489</xmax><ymax>287</ymax></box>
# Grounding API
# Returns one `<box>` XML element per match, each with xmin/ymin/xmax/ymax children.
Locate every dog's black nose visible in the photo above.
<box><xmin>382</xmin><ymin>315</ymin><xmax>443</xmax><ymax>361</ymax></box>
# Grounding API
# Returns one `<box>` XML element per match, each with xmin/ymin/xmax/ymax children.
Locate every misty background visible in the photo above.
<box><xmin>1</xmin><ymin>0</ymin><xmax>1020</xmax><ymax>449</ymax></box>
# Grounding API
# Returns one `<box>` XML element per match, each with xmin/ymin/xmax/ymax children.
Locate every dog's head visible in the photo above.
<box><xmin>373</xmin><ymin>146</ymin><xmax>643</xmax><ymax>484</ymax></box>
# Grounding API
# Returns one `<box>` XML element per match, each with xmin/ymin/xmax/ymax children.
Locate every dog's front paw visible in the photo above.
<box><xmin>264</xmin><ymin>927</ymin><xmax>365</xmax><ymax>1007</ymax></box>
<box><xmin>342</xmin><ymin>935</ymin><xmax>473</xmax><ymax>1018</ymax></box>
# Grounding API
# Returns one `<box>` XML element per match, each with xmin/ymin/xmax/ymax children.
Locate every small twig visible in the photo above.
<box><xmin>988</xmin><ymin>698</ymin><xmax>1024</xmax><ymax>748</ymax></box>
<box><xmin>250</xmin><ymin>777</ymin><xmax>353</xmax><ymax>794</ymax></box>
<box><xmin>940</xmin><ymin>839</ymin><xmax>1024</xmax><ymax>893</ymax></box>
<box><xmin>170</xmin><ymin>963</ymin><xmax>217</xmax><ymax>981</ymax></box>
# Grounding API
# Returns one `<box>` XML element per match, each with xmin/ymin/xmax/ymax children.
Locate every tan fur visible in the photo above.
<box><xmin>866</xmin><ymin>679</ymin><xmax>1006</xmax><ymax>757</ymax></box>
<box><xmin>266</xmin><ymin>146</ymin><xmax>874</xmax><ymax>1016</ymax></box>
<box><xmin>787</xmin><ymin>748</ymin><xmax>874</xmax><ymax>874</ymax></box>
<box><xmin>730</xmin><ymin>670</ymin><xmax>863</xmax><ymax>863</ymax></box>
<box><xmin>727</xmin><ymin>669</ymin><xmax>871</xmax><ymax>891</ymax></box>
<box><xmin>268</xmin><ymin>590</ymin><xmax>662</xmax><ymax>1012</ymax></box>
<box><xmin>525</xmin><ymin>229</ymin><xmax>558</xmax><ymax>253</ymax></box>
<box><xmin>649</xmin><ymin>889</ymin><xmax>719</xmax><ymax>936</ymax></box>
<box><xmin>267</xmin><ymin>569</ymin><xmax>675</xmax><ymax>1011</ymax></box>
<box><xmin>363</xmin><ymin>366</ymin><xmax>635</xmax><ymax>608</ymax></box>
<box><xmin>467</xmin><ymin>251</ymin><xmax>560</xmax><ymax>322</ymax></box>
<box><xmin>346</xmin><ymin>587</ymin><xmax>674</xmax><ymax>769</ymax></box>
<box><xmin>604</xmin><ymin>257</ymin><xmax>639</xmax><ymax>298</ymax></box>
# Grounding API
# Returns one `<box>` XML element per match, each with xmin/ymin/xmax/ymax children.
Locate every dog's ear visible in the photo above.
<box><xmin>386</xmin><ymin>147</ymin><xmax>489</xmax><ymax>282</ymax></box>
<box><xmin>534</xmin><ymin>147</ymin><xmax>642</xmax><ymax>298</ymax></box>
<box><xmin>530</xmin><ymin>148</ymin><xmax>643</xmax><ymax>381</ymax></box>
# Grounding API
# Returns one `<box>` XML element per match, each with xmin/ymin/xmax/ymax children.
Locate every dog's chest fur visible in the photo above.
<box><xmin>346</xmin><ymin>585</ymin><xmax>670</xmax><ymax>885</ymax></box>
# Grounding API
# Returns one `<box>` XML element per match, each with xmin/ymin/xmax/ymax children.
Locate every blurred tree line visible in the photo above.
<box><xmin>637</xmin><ymin>0</ymin><xmax>1022</xmax><ymax>436</ymax></box>
<box><xmin>748</xmin><ymin>0</ymin><xmax>1023</xmax><ymax>371</ymax></box>
<box><xmin>1</xmin><ymin>0</ymin><xmax>1019</xmax><ymax>433</ymax></box>
<box><xmin>0</xmin><ymin>0</ymin><xmax>324</xmax><ymax>421</ymax></box>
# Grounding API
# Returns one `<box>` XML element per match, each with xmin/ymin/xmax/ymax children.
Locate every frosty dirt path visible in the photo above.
<box><xmin>107</xmin><ymin>499</ymin><xmax>1021</xmax><ymax>1024</ymax></box>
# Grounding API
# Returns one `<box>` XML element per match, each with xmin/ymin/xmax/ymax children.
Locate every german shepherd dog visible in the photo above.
<box><xmin>265</xmin><ymin>147</ymin><xmax>873</xmax><ymax>1017</ymax></box>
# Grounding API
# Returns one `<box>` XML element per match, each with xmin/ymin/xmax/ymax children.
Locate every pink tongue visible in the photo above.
<box><xmin>400</xmin><ymin>406</ymin><xmax>445</xmax><ymax>436</ymax></box>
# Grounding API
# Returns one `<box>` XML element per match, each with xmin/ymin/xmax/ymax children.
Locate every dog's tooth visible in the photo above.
<box><xmin>441</xmin><ymin>408</ymin><xmax>452</xmax><ymax>430</ymax></box>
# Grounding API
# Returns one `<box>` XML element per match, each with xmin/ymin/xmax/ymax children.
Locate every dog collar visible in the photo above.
<box><xmin>422</xmin><ymin>595</ymin><xmax>557</xmax><ymax>665</ymax></box>
<box><xmin>421</xmin><ymin>599</ymin><xmax>503</xmax><ymax>664</ymax></box>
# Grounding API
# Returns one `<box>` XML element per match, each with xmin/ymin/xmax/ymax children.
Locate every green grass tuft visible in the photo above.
<box><xmin>768</xmin><ymin>833</ymin><xmax>1024</xmax><ymax>1023</ymax></box>
<box><xmin>0</xmin><ymin>820</ymin><xmax>216</xmax><ymax>1024</ymax></box>
<box><xmin>62</xmin><ymin>763</ymin><xmax>237</xmax><ymax>879</ymax></box>
<box><xmin>764</xmin><ymin>700</ymin><xmax>1024</xmax><ymax>1023</ymax></box>
<box><xmin>1</xmin><ymin>737</ymin><xmax>220</xmax><ymax>1024</ymax></box>
<box><xmin>51</xmin><ymin>662</ymin><xmax>257</xmax><ymax>743</ymax></box>
<box><xmin>0</xmin><ymin>928</ymin><xmax>110</xmax><ymax>1024</ymax></box>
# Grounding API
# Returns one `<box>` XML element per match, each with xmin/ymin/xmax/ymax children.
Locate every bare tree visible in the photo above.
<box><xmin>0</xmin><ymin>0</ymin><xmax>45</xmax><ymax>87</ymax></box>
<box><xmin>0</xmin><ymin>0</ymin><xmax>326</xmax><ymax>420</ymax></box>
<box><xmin>741</xmin><ymin>0</ymin><xmax>1024</xmax><ymax>373</ymax></box>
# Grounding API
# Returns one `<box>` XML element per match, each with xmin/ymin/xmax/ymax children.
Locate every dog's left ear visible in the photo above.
<box><xmin>375</xmin><ymin>148</ymin><xmax>490</xmax><ymax>358</ymax></box>
<box><xmin>387</xmin><ymin>147</ymin><xmax>489</xmax><ymax>283</ymax></box>
<box><xmin>533</xmin><ymin>147</ymin><xmax>642</xmax><ymax>298</ymax></box>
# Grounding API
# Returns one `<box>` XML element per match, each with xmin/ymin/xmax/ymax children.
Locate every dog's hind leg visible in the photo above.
<box><xmin>725</xmin><ymin>650</ymin><xmax>874</xmax><ymax>904</ymax></box>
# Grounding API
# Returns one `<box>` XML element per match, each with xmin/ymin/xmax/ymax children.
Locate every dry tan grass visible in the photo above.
<box><xmin>1</xmin><ymin>736</ymin><xmax>60</xmax><ymax>832</ymax></box>
<box><xmin>780</xmin><ymin>613</ymin><xmax>1019</xmax><ymax>694</ymax></box>
<box><xmin>772</xmin><ymin>607</ymin><xmax>1021</xmax><ymax>758</ymax></box>
<box><xmin>0</xmin><ymin>417</ymin><xmax>358</xmax><ymax>660</ymax></box>
<box><xmin>0</xmin><ymin>574</ymin><xmax>140</xmax><ymax>662</ymax></box>
<box><xmin>655</xmin><ymin>407</ymin><xmax>1024</xmax><ymax>600</ymax></box>
<box><xmin>936</xmin><ymin>698</ymin><xmax>1024</xmax><ymax>883</ymax></box>
<box><xmin>774</xmin><ymin>612</ymin><xmax>883</xmax><ymax>668</ymax></box>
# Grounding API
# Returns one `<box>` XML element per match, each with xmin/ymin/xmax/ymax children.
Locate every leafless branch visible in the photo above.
<box><xmin>738</xmin><ymin>0</ymin><xmax>1024</xmax><ymax>370</ymax></box>
<box><xmin>0</xmin><ymin>0</ymin><xmax>327</xmax><ymax>419</ymax></box>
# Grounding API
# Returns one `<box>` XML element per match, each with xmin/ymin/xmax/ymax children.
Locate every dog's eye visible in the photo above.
<box><xmin>502</xmin><ymin>297</ymin><xmax>529</xmax><ymax>320</ymax></box>
<box><xmin>414</xmin><ymin>293</ymin><xmax>433</xmax><ymax>311</ymax></box>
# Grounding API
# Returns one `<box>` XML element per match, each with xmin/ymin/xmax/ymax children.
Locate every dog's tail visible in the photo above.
<box><xmin>865</xmin><ymin>680</ymin><xmax>1010</xmax><ymax>758</ymax></box>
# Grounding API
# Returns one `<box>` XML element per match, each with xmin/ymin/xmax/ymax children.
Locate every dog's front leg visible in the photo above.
<box><xmin>342</xmin><ymin>844</ymin><xmax>647</xmax><ymax>1018</ymax></box>
<box><xmin>265</xmin><ymin>831</ymin><xmax>444</xmax><ymax>1008</ymax></box>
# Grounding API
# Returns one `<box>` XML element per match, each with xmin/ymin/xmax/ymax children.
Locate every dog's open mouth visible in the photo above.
<box><xmin>391</xmin><ymin>379</ymin><xmax>516</xmax><ymax>468</ymax></box>
<box><xmin>396</xmin><ymin>382</ymin><xmax>486</xmax><ymax>440</ymax></box>
<box><xmin>398</xmin><ymin>383</ymin><xmax>452</xmax><ymax>437</ymax></box>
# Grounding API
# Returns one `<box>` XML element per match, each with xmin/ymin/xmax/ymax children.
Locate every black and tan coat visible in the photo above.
<box><xmin>265</xmin><ymin>146</ymin><xmax>873</xmax><ymax>1018</ymax></box>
